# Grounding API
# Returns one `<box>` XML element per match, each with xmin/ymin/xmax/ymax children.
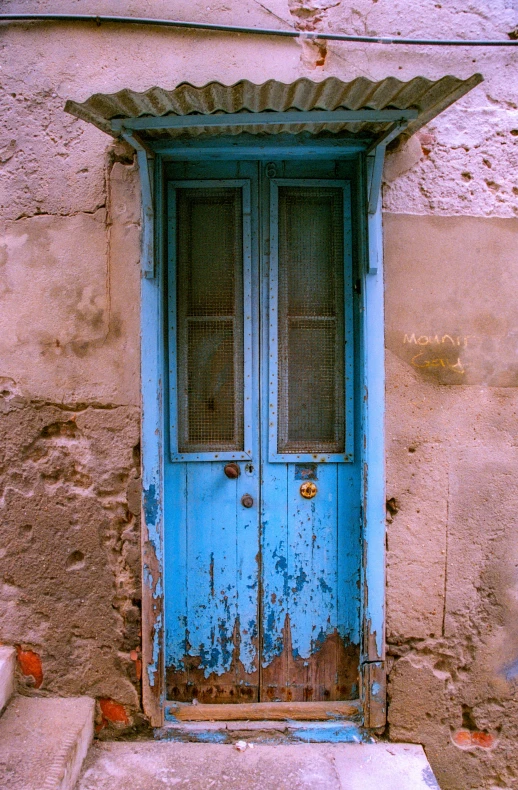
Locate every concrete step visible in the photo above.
<box><xmin>0</xmin><ymin>645</ymin><xmax>16</xmax><ymax>714</ymax></box>
<box><xmin>77</xmin><ymin>741</ymin><xmax>441</xmax><ymax>790</ymax></box>
<box><xmin>0</xmin><ymin>695</ymin><xmax>95</xmax><ymax>790</ymax></box>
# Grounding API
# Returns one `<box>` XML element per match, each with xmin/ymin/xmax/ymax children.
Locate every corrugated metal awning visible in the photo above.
<box><xmin>65</xmin><ymin>75</ymin><xmax>482</xmax><ymax>147</ymax></box>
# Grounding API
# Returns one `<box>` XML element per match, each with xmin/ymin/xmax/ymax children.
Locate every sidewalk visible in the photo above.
<box><xmin>76</xmin><ymin>741</ymin><xmax>440</xmax><ymax>790</ymax></box>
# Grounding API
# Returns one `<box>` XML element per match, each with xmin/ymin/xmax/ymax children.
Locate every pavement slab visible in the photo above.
<box><xmin>76</xmin><ymin>741</ymin><xmax>440</xmax><ymax>789</ymax></box>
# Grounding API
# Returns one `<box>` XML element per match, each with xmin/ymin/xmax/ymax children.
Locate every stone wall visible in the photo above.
<box><xmin>1</xmin><ymin>0</ymin><xmax>518</xmax><ymax>783</ymax></box>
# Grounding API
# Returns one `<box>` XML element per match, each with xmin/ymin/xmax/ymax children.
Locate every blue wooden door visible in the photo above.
<box><xmin>164</xmin><ymin>160</ymin><xmax>361</xmax><ymax>704</ymax></box>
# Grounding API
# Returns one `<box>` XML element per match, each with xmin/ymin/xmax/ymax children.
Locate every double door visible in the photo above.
<box><xmin>164</xmin><ymin>160</ymin><xmax>361</xmax><ymax>703</ymax></box>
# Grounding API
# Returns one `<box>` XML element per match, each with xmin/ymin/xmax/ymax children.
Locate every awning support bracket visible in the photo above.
<box><xmin>122</xmin><ymin>131</ymin><xmax>156</xmax><ymax>279</ymax></box>
<box><xmin>366</xmin><ymin>121</ymin><xmax>408</xmax><ymax>217</ymax></box>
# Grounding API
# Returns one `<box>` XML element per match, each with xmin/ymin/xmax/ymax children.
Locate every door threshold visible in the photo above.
<box><xmin>165</xmin><ymin>699</ymin><xmax>362</xmax><ymax>723</ymax></box>
<box><xmin>156</xmin><ymin>718</ymin><xmax>372</xmax><ymax>745</ymax></box>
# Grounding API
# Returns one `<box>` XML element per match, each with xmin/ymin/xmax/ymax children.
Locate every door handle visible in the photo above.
<box><xmin>300</xmin><ymin>482</ymin><xmax>317</xmax><ymax>499</ymax></box>
<box><xmin>241</xmin><ymin>494</ymin><xmax>254</xmax><ymax>508</ymax></box>
<box><xmin>224</xmin><ymin>463</ymin><xmax>240</xmax><ymax>479</ymax></box>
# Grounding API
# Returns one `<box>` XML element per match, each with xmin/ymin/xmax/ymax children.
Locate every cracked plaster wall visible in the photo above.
<box><xmin>1</xmin><ymin>0</ymin><xmax>518</xmax><ymax>784</ymax></box>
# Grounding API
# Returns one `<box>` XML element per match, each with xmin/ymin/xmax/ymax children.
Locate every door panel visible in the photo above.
<box><xmin>166</xmin><ymin>461</ymin><xmax>260</xmax><ymax>702</ymax></box>
<box><xmin>164</xmin><ymin>160</ymin><xmax>361</xmax><ymax>705</ymax></box>
<box><xmin>165</xmin><ymin>166</ymin><xmax>260</xmax><ymax>703</ymax></box>
<box><xmin>260</xmin><ymin>167</ymin><xmax>360</xmax><ymax>701</ymax></box>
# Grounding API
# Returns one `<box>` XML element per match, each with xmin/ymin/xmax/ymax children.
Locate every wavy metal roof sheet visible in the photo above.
<box><xmin>65</xmin><ymin>75</ymin><xmax>483</xmax><ymax>143</ymax></box>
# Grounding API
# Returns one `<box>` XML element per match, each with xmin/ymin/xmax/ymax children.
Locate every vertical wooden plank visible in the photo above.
<box><xmin>259</xmin><ymin>162</ymin><xmax>289</xmax><ymax>699</ymax></box>
<box><xmin>207</xmin><ymin>461</ymin><xmax>239</xmax><ymax>680</ymax></box>
<box><xmin>235</xmin><ymin>169</ymin><xmax>261</xmax><ymax>694</ymax></box>
<box><xmin>184</xmin><ymin>461</ymin><xmax>215</xmax><ymax>676</ymax></box>
<box><xmin>141</xmin><ymin>157</ymin><xmax>164</xmax><ymax>726</ymax></box>
<box><xmin>179</xmin><ymin>460</ymin><xmax>259</xmax><ymax>700</ymax></box>
<box><xmin>337</xmin><ymin>464</ymin><xmax>361</xmax><ymax>647</ymax></box>
<box><xmin>362</xmin><ymin>161</ymin><xmax>386</xmax><ymax>663</ymax></box>
<box><xmin>235</xmin><ymin>462</ymin><xmax>260</xmax><ymax>695</ymax></box>
<box><xmin>362</xmin><ymin>662</ymin><xmax>386</xmax><ymax>730</ymax></box>
<box><xmin>360</xmin><ymin>155</ymin><xmax>387</xmax><ymax>725</ymax></box>
<box><xmin>287</xmin><ymin>462</ymin><xmax>339</xmax><ymax>700</ymax></box>
<box><xmin>164</xmin><ymin>178</ymin><xmax>187</xmax><ymax>679</ymax></box>
<box><xmin>260</xmin><ymin>462</ymin><xmax>289</xmax><ymax>699</ymax></box>
<box><xmin>164</xmin><ymin>460</ymin><xmax>187</xmax><ymax>674</ymax></box>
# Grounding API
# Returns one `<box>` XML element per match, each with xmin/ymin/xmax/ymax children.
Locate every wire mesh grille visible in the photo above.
<box><xmin>176</xmin><ymin>188</ymin><xmax>244</xmax><ymax>452</ymax></box>
<box><xmin>277</xmin><ymin>187</ymin><xmax>345</xmax><ymax>453</ymax></box>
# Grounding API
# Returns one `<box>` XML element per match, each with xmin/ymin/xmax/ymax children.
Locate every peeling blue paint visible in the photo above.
<box><xmin>191</xmin><ymin>731</ymin><xmax>228</xmax><ymax>743</ymax></box>
<box><xmin>148</xmin><ymin>610</ymin><xmax>162</xmax><ymax>686</ymax></box>
<box><xmin>294</xmin><ymin>568</ymin><xmax>308</xmax><ymax>592</ymax></box>
<box><xmin>143</xmin><ymin>483</ymin><xmax>159</xmax><ymax>527</ymax></box>
<box><xmin>262</xmin><ymin>609</ymin><xmax>283</xmax><ymax>658</ymax></box>
<box><xmin>319</xmin><ymin>576</ymin><xmax>332</xmax><ymax>594</ymax></box>
<box><xmin>290</xmin><ymin>723</ymin><xmax>365</xmax><ymax>743</ymax></box>
<box><xmin>371</xmin><ymin>681</ymin><xmax>381</xmax><ymax>695</ymax></box>
<box><xmin>273</xmin><ymin>549</ymin><xmax>286</xmax><ymax>570</ymax></box>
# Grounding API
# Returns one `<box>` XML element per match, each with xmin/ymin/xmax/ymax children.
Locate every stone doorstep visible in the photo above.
<box><xmin>0</xmin><ymin>645</ymin><xmax>16</xmax><ymax>714</ymax></box>
<box><xmin>0</xmin><ymin>695</ymin><xmax>95</xmax><ymax>790</ymax></box>
<box><xmin>77</xmin><ymin>741</ymin><xmax>441</xmax><ymax>790</ymax></box>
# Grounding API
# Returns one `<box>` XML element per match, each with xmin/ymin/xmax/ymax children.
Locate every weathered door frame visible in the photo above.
<box><xmin>139</xmin><ymin>138</ymin><xmax>386</xmax><ymax>728</ymax></box>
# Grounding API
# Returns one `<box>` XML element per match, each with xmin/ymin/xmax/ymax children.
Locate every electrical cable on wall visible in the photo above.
<box><xmin>1</xmin><ymin>13</ymin><xmax>518</xmax><ymax>46</ymax></box>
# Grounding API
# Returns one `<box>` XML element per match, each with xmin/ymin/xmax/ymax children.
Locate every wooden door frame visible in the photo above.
<box><xmin>139</xmin><ymin>139</ymin><xmax>386</xmax><ymax>729</ymax></box>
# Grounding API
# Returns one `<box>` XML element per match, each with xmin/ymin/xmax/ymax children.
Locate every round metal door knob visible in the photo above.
<box><xmin>224</xmin><ymin>463</ymin><xmax>240</xmax><ymax>479</ymax></box>
<box><xmin>300</xmin><ymin>482</ymin><xmax>317</xmax><ymax>499</ymax></box>
<box><xmin>241</xmin><ymin>494</ymin><xmax>254</xmax><ymax>508</ymax></box>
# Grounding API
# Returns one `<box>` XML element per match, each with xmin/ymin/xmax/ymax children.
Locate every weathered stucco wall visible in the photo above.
<box><xmin>384</xmin><ymin>215</ymin><xmax>518</xmax><ymax>789</ymax></box>
<box><xmin>1</xmin><ymin>0</ymin><xmax>518</xmax><ymax>783</ymax></box>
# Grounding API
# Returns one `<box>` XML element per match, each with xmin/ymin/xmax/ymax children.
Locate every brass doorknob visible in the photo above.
<box><xmin>300</xmin><ymin>482</ymin><xmax>317</xmax><ymax>499</ymax></box>
<box><xmin>224</xmin><ymin>463</ymin><xmax>240</xmax><ymax>479</ymax></box>
<box><xmin>241</xmin><ymin>494</ymin><xmax>254</xmax><ymax>508</ymax></box>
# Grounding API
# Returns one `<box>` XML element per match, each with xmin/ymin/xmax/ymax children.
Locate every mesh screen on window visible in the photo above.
<box><xmin>277</xmin><ymin>187</ymin><xmax>345</xmax><ymax>454</ymax></box>
<box><xmin>176</xmin><ymin>188</ymin><xmax>244</xmax><ymax>453</ymax></box>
